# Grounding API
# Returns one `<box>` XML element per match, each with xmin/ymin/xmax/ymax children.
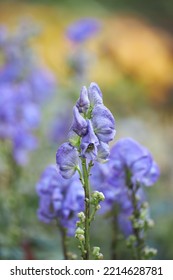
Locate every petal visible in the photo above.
<box><xmin>56</xmin><ymin>142</ymin><xmax>79</xmax><ymax>179</ymax></box>
<box><xmin>76</xmin><ymin>86</ymin><xmax>90</xmax><ymax>113</ymax></box>
<box><xmin>110</xmin><ymin>138</ymin><xmax>148</xmax><ymax>167</ymax></box>
<box><xmin>88</xmin><ymin>82</ymin><xmax>103</xmax><ymax>107</ymax></box>
<box><xmin>140</xmin><ymin>161</ymin><xmax>160</xmax><ymax>187</ymax></box>
<box><xmin>71</xmin><ymin>106</ymin><xmax>88</xmax><ymax>136</ymax></box>
<box><xmin>97</xmin><ymin>141</ymin><xmax>110</xmax><ymax>162</ymax></box>
<box><xmin>92</xmin><ymin>104</ymin><xmax>115</xmax><ymax>143</ymax></box>
<box><xmin>80</xmin><ymin>120</ymin><xmax>99</xmax><ymax>160</ymax></box>
<box><xmin>131</xmin><ymin>155</ymin><xmax>152</xmax><ymax>185</ymax></box>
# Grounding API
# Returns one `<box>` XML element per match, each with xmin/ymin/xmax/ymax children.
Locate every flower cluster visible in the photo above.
<box><xmin>91</xmin><ymin>138</ymin><xmax>160</xmax><ymax>237</ymax></box>
<box><xmin>56</xmin><ymin>82</ymin><xmax>116</xmax><ymax>179</ymax></box>
<box><xmin>36</xmin><ymin>165</ymin><xmax>84</xmax><ymax>236</ymax></box>
<box><xmin>0</xmin><ymin>24</ymin><xmax>56</xmax><ymax>165</ymax></box>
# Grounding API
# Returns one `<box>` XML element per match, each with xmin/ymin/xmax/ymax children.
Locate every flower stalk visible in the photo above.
<box><xmin>81</xmin><ymin>158</ymin><xmax>91</xmax><ymax>259</ymax></box>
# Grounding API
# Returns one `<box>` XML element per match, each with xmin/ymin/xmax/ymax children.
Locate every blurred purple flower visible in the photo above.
<box><xmin>66</xmin><ymin>18</ymin><xmax>100</xmax><ymax>43</ymax></box>
<box><xmin>90</xmin><ymin>137</ymin><xmax>159</xmax><ymax>237</ymax></box>
<box><xmin>56</xmin><ymin>142</ymin><xmax>79</xmax><ymax>179</ymax></box>
<box><xmin>36</xmin><ymin>165</ymin><xmax>84</xmax><ymax>236</ymax></box>
<box><xmin>109</xmin><ymin>138</ymin><xmax>160</xmax><ymax>187</ymax></box>
<box><xmin>12</xmin><ymin>128</ymin><xmax>38</xmax><ymax>166</ymax></box>
<box><xmin>0</xmin><ymin>24</ymin><xmax>57</xmax><ymax>165</ymax></box>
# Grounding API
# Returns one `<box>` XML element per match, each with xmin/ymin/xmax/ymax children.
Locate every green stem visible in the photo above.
<box><xmin>131</xmin><ymin>185</ymin><xmax>145</xmax><ymax>259</ymax></box>
<box><xmin>58</xmin><ymin>224</ymin><xmax>69</xmax><ymax>260</ymax></box>
<box><xmin>110</xmin><ymin>206</ymin><xmax>118</xmax><ymax>260</ymax></box>
<box><xmin>81</xmin><ymin>158</ymin><xmax>90</xmax><ymax>260</ymax></box>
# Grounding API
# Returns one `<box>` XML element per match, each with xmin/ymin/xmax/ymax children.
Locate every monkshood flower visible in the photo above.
<box><xmin>66</xmin><ymin>18</ymin><xmax>100</xmax><ymax>43</ymax></box>
<box><xmin>55</xmin><ymin>82</ymin><xmax>115</xmax><ymax>259</ymax></box>
<box><xmin>56</xmin><ymin>82</ymin><xmax>115</xmax><ymax>179</ymax></box>
<box><xmin>92</xmin><ymin>105</ymin><xmax>115</xmax><ymax>143</ymax></box>
<box><xmin>107</xmin><ymin>138</ymin><xmax>160</xmax><ymax>259</ymax></box>
<box><xmin>91</xmin><ymin>138</ymin><xmax>159</xmax><ymax>243</ymax></box>
<box><xmin>56</xmin><ymin>142</ymin><xmax>79</xmax><ymax>179</ymax></box>
<box><xmin>36</xmin><ymin>165</ymin><xmax>84</xmax><ymax>236</ymax></box>
<box><xmin>71</xmin><ymin>106</ymin><xmax>88</xmax><ymax>137</ymax></box>
<box><xmin>76</xmin><ymin>86</ymin><xmax>89</xmax><ymax>113</ymax></box>
<box><xmin>88</xmin><ymin>82</ymin><xmax>103</xmax><ymax>107</ymax></box>
<box><xmin>68</xmin><ymin>82</ymin><xmax>115</xmax><ymax>163</ymax></box>
<box><xmin>80</xmin><ymin>120</ymin><xmax>99</xmax><ymax>160</ymax></box>
<box><xmin>109</xmin><ymin>137</ymin><xmax>160</xmax><ymax>188</ymax></box>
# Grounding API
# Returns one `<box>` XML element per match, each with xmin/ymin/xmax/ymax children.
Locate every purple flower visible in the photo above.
<box><xmin>76</xmin><ymin>86</ymin><xmax>90</xmax><ymax>113</ymax></box>
<box><xmin>36</xmin><ymin>165</ymin><xmax>84</xmax><ymax>235</ymax></box>
<box><xmin>36</xmin><ymin>165</ymin><xmax>60</xmax><ymax>223</ymax></box>
<box><xmin>92</xmin><ymin>104</ymin><xmax>116</xmax><ymax>143</ymax></box>
<box><xmin>109</xmin><ymin>138</ymin><xmax>160</xmax><ymax>187</ymax></box>
<box><xmin>97</xmin><ymin>141</ymin><xmax>110</xmax><ymax>162</ymax></box>
<box><xmin>80</xmin><ymin>120</ymin><xmax>99</xmax><ymax>160</ymax></box>
<box><xmin>56</xmin><ymin>142</ymin><xmax>79</xmax><ymax>179</ymax></box>
<box><xmin>88</xmin><ymin>82</ymin><xmax>103</xmax><ymax>107</ymax></box>
<box><xmin>71</xmin><ymin>106</ymin><xmax>88</xmax><ymax>137</ymax></box>
<box><xmin>90</xmin><ymin>137</ymin><xmax>159</xmax><ymax>238</ymax></box>
<box><xmin>66</xmin><ymin>18</ymin><xmax>100</xmax><ymax>43</ymax></box>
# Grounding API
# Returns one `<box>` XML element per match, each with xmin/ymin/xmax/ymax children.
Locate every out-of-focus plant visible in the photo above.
<box><xmin>36</xmin><ymin>82</ymin><xmax>160</xmax><ymax>260</ymax></box>
<box><xmin>91</xmin><ymin>138</ymin><xmax>160</xmax><ymax>259</ymax></box>
<box><xmin>0</xmin><ymin>23</ymin><xmax>56</xmax><ymax>259</ymax></box>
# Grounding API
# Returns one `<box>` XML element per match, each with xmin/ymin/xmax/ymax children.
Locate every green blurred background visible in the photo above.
<box><xmin>0</xmin><ymin>0</ymin><xmax>173</xmax><ymax>259</ymax></box>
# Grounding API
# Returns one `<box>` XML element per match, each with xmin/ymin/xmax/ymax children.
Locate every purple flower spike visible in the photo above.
<box><xmin>76</xmin><ymin>86</ymin><xmax>90</xmax><ymax>113</ymax></box>
<box><xmin>92</xmin><ymin>104</ymin><xmax>116</xmax><ymax>143</ymax></box>
<box><xmin>36</xmin><ymin>165</ymin><xmax>84</xmax><ymax>235</ymax></box>
<box><xmin>71</xmin><ymin>106</ymin><xmax>88</xmax><ymax>136</ymax></box>
<box><xmin>80</xmin><ymin>120</ymin><xmax>99</xmax><ymax>160</ymax></box>
<box><xmin>56</xmin><ymin>142</ymin><xmax>79</xmax><ymax>179</ymax></box>
<box><xmin>88</xmin><ymin>82</ymin><xmax>103</xmax><ymax>107</ymax></box>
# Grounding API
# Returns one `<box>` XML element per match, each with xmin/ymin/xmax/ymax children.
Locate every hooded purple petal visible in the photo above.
<box><xmin>56</xmin><ymin>142</ymin><xmax>79</xmax><ymax>179</ymax></box>
<box><xmin>139</xmin><ymin>161</ymin><xmax>160</xmax><ymax>187</ymax></box>
<box><xmin>80</xmin><ymin>120</ymin><xmax>99</xmax><ymax>160</ymax></box>
<box><xmin>88</xmin><ymin>82</ymin><xmax>103</xmax><ymax>107</ymax></box>
<box><xmin>92</xmin><ymin>104</ymin><xmax>116</xmax><ymax>143</ymax></box>
<box><xmin>76</xmin><ymin>86</ymin><xmax>90</xmax><ymax>113</ymax></box>
<box><xmin>71</xmin><ymin>106</ymin><xmax>88</xmax><ymax>136</ymax></box>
